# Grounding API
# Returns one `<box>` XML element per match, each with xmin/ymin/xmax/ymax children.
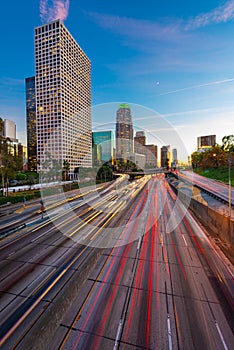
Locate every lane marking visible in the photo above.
<box><xmin>137</xmin><ymin>236</ymin><xmax>142</xmax><ymax>250</ymax></box>
<box><xmin>215</xmin><ymin>321</ymin><xmax>229</xmax><ymax>350</ymax></box>
<box><xmin>182</xmin><ymin>234</ymin><xmax>188</xmax><ymax>246</ymax></box>
<box><xmin>167</xmin><ymin>315</ymin><xmax>173</xmax><ymax>350</ymax></box>
<box><xmin>8</xmin><ymin>251</ymin><xmax>15</xmax><ymax>257</ymax></box>
<box><xmin>113</xmin><ymin>319</ymin><xmax>123</xmax><ymax>350</ymax></box>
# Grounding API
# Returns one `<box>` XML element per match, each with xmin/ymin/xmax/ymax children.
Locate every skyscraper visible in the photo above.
<box><xmin>161</xmin><ymin>145</ymin><xmax>170</xmax><ymax>168</ymax></box>
<box><xmin>26</xmin><ymin>76</ymin><xmax>37</xmax><ymax>171</ymax></box>
<box><xmin>172</xmin><ymin>148</ymin><xmax>178</xmax><ymax>164</ymax></box>
<box><xmin>134</xmin><ymin>131</ymin><xmax>146</xmax><ymax>154</ymax></box>
<box><xmin>35</xmin><ymin>20</ymin><xmax>92</xmax><ymax>175</ymax></box>
<box><xmin>116</xmin><ymin>104</ymin><xmax>133</xmax><ymax>160</ymax></box>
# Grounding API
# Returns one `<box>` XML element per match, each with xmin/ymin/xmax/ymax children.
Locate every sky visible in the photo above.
<box><xmin>0</xmin><ymin>0</ymin><xmax>234</xmax><ymax>161</ymax></box>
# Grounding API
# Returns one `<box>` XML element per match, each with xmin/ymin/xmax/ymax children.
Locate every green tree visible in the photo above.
<box><xmin>222</xmin><ymin>135</ymin><xmax>234</xmax><ymax>153</ymax></box>
<box><xmin>96</xmin><ymin>165</ymin><xmax>113</xmax><ymax>183</ymax></box>
<box><xmin>191</xmin><ymin>151</ymin><xmax>204</xmax><ymax>169</ymax></box>
<box><xmin>62</xmin><ymin>160</ymin><xmax>70</xmax><ymax>181</ymax></box>
<box><xmin>0</xmin><ymin>136</ymin><xmax>18</xmax><ymax>196</ymax></box>
<box><xmin>200</xmin><ymin>145</ymin><xmax>227</xmax><ymax>170</ymax></box>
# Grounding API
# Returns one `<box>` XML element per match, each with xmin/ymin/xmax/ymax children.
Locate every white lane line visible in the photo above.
<box><xmin>167</xmin><ymin>315</ymin><xmax>173</xmax><ymax>350</ymax></box>
<box><xmin>182</xmin><ymin>234</ymin><xmax>188</xmax><ymax>246</ymax></box>
<box><xmin>8</xmin><ymin>251</ymin><xmax>15</xmax><ymax>257</ymax></box>
<box><xmin>31</xmin><ymin>230</ymin><xmax>49</xmax><ymax>242</ymax></box>
<box><xmin>137</xmin><ymin>236</ymin><xmax>142</xmax><ymax>250</ymax></box>
<box><xmin>113</xmin><ymin>319</ymin><xmax>123</xmax><ymax>350</ymax></box>
<box><xmin>215</xmin><ymin>321</ymin><xmax>229</xmax><ymax>350</ymax></box>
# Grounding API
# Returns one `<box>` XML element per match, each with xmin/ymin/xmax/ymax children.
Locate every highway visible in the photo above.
<box><xmin>179</xmin><ymin>170</ymin><xmax>234</xmax><ymax>206</ymax></box>
<box><xmin>0</xmin><ymin>175</ymin><xmax>233</xmax><ymax>349</ymax></box>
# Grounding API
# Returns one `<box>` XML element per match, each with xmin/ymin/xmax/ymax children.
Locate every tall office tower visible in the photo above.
<box><xmin>3</xmin><ymin>119</ymin><xmax>16</xmax><ymax>141</ymax></box>
<box><xmin>134</xmin><ymin>131</ymin><xmax>146</xmax><ymax>154</ymax></box>
<box><xmin>26</xmin><ymin>76</ymin><xmax>37</xmax><ymax>171</ymax></box>
<box><xmin>35</xmin><ymin>20</ymin><xmax>92</xmax><ymax>175</ymax></box>
<box><xmin>172</xmin><ymin>148</ymin><xmax>177</xmax><ymax>163</ymax></box>
<box><xmin>116</xmin><ymin>104</ymin><xmax>133</xmax><ymax>160</ymax></box>
<box><xmin>92</xmin><ymin>131</ymin><xmax>114</xmax><ymax>164</ymax></box>
<box><xmin>161</xmin><ymin>145</ymin><xmax>170</xmax><ymax>167</ymax></box>
<box><xmin>197</xmin><ymin>135</ymin><xmax>216</xmax><ymax>150</ymax></box>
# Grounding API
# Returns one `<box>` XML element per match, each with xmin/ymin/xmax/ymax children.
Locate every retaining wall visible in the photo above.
<box><xmin>171</xmin><ymin>183</ymin><xmax>234</xmax><ymax>245</ymax></box>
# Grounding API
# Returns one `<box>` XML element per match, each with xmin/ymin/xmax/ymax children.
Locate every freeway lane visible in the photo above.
<box><xmin>0</xmin><ymin>175</ymin><xmax>233</xmax><ymax>349</ymax></box>
<box><xmin>179</xmin><ymin>170</ymin><xmax>234</xmax><ymax>205</ymax></box>
<box><xmin>0</xmin><ymin>176</ymin><xmax>150</xmax><ymax>348</ymax></box>
<box><xmin>56</xmin><ymin>175</ymin><xmax>233</xmax><ymax>350</ymax></box>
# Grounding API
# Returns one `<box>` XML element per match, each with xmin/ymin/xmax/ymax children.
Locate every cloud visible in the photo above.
<box><xmin>158</xmin><ymin>78</ymin><xmax>234</xmax><ymax>96</ymax></box>
<box><xmin>186</xmin><ymin>0</ymin><xmax>234</xmax><ymax>30</ymax></box>
<box><xmin>86</xmin><ymin>1</ymin><xmax>234</xmax><ymax>45</ymax></box>
<box><xmin>40</xmin><ymin>0</ymin><xmax>70</xmax><ymax>23</ymax></box>
<box><xmin>85</xmin><ymin>12</ymin><xmax>186</xmax><ymax>43</ymax></box>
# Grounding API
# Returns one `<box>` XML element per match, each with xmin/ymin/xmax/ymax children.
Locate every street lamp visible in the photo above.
<box><xmin>213</xmin><ymin>153</ymin><xmax>217</xmax><ymax>168</ymax></box>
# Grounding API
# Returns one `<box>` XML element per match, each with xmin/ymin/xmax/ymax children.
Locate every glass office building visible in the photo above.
<box><xmin>92</xmin><ymin>131</ymin><xmax>114</xmax><ymax>164</ymax></box>
<box><xmin>116</xmin><ymin>104</ymin><xmax>133</xmax><ymax>160</ymax></box>
<box><xmin>26</xmin><ymin>76</ymin><xmax>37</xmax><ymax>171</ymax></box>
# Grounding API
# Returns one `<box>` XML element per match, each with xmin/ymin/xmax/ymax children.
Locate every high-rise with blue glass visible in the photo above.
<box><xmin>92</xmin><ymin>131</ymin><xmax>114</xmax><ymax>165</ymax></box>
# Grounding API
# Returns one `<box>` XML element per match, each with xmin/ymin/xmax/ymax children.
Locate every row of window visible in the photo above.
<box><xmin>35</xmin><ymin>21</ymin><xmax>60</xmax><ymax>35</ymax></box>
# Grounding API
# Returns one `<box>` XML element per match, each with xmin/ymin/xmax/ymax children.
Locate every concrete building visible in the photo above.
<box><xmin>3</xmin><ymin>119</ymin><xmax>16</xmax><ymax>141</ymax></box>
<box><xmin>134</xmin><ymin>131</ymin><xmax>146</xmax><ymax>154</ymax></box>
<box><xmin>35</xmin><ymin>20</ymin><xmax>92</xmax><ymax>176</ymax></box>
<box><xmin>172</xmin><ymin>148</ymin><xmax>178</xmax><ymax>166</ymax></box>
<box><xmin>0</xmin><ymin>117</ymin><xmax>25</xmax><ymax>171</ymax></box>
<box><xmin>161</xmin><ymin>145</ymin><xmax>170</xmax><ymax>168</ymax></box>
<box><xmin>116</xmin><ymin>104</ymin><xmax>133</xmax><ymax>160</ymax></box>
<box><xmin>92</xmin><ymin>131</ymin><xmax>114</xmax><ymax>165</ymax></box>
<box><xmin>128</xmin><ymin>152</ymin><xmax>145</xmax><ymax>170</ymax></box>
<box><xmin>172</xmin><ymin>148</ymin><xmax>177</xmax><ymax>162</ymax></box>
<box><xmin>197</xmin><ymin>135</ymin><xmax>216</xmax><ymax>150</ymax></box>
<box><xmin>26</xmin><ymin>76</ymin><xmax>37</xmax><ymax>171</ymax></box>
<box><xmin>134</xmin><ymin>131</ymin><xmax>157</xmax><ymax>167</ymax></box>
<box><xmin>145</xmin><ymin>144</ymin><xmax>158</xmax><ymax>167</ymax></box>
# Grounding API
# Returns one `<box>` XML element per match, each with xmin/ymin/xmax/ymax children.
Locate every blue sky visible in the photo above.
<box><xmin>0</xmin><ymin>0</ymin><xmax>234</xmax><ymax>161</ymax></box>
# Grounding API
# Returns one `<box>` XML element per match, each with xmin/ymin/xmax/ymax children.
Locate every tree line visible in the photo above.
<box><xmin>191</xmin><ymin>135</ymin><xmax>234</xmax><ymax>170</ymax></box>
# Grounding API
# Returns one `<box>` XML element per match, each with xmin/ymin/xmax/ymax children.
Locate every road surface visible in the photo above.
<box><xmin>0</xmin><ymin>175</ymin><xmax>233</xmax><ymax>349</ymax></box>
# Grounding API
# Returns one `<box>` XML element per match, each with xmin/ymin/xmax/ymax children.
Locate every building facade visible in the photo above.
<box><xmin>116</xmin><ymin>104</ymin><xmax>133</xmax><ymax>160</ymax></box>
<box><xmin>128</xmin><ymin>152</ymin><xmax>146</xmax><ymax>170</ymax></box>
<box><xmin>35</xmin><ymin>20</ymin><xmax>92</xmax><ymax>176</ymax></box>
<box><xmin>197</xmin><ymin>135</ymin><xmax>216</xmax><ymax>150</ymax></box>
<box><xmin>26</xmin><ymin>76</ymin><xmax>37</xmax><ymax>171</ymax></box>
<box><xmin>133</xmin><ymin>131</ymin><xmax>157</xmax><ymax>167</ymax></box>
<box><xmin>172</xmin><ymin>148</ymin><xmax>177</xmax><ymax>163</ymax></box>
<box><xmin>161</xmin><ymin>145</ymin><xmax>170</xmax><ymax>168</ymax></box>
<box><xmin>145</xmin><ymin>144</ymin><xmax>158</xmax><ymax>167</ymax></box>
<box><xmin>134</xmin><ymin>131</ymin><xmax>146</xmax><ymax>154</ymax></box>
<box><xmin>3</xmin><ymin>119</ymin><xmax>16</xmax><ymax>140</ymax></box>
<box><xmin>92</xmin><ymin>131</ymin><xmax>114</xmax><ymax>165</ymax></box>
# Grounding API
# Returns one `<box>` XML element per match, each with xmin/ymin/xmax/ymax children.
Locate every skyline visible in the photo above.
<box><xmin>0</xmin><ymin>1</ymin><xmax>234</xmax><ymax>161</ymax></box>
